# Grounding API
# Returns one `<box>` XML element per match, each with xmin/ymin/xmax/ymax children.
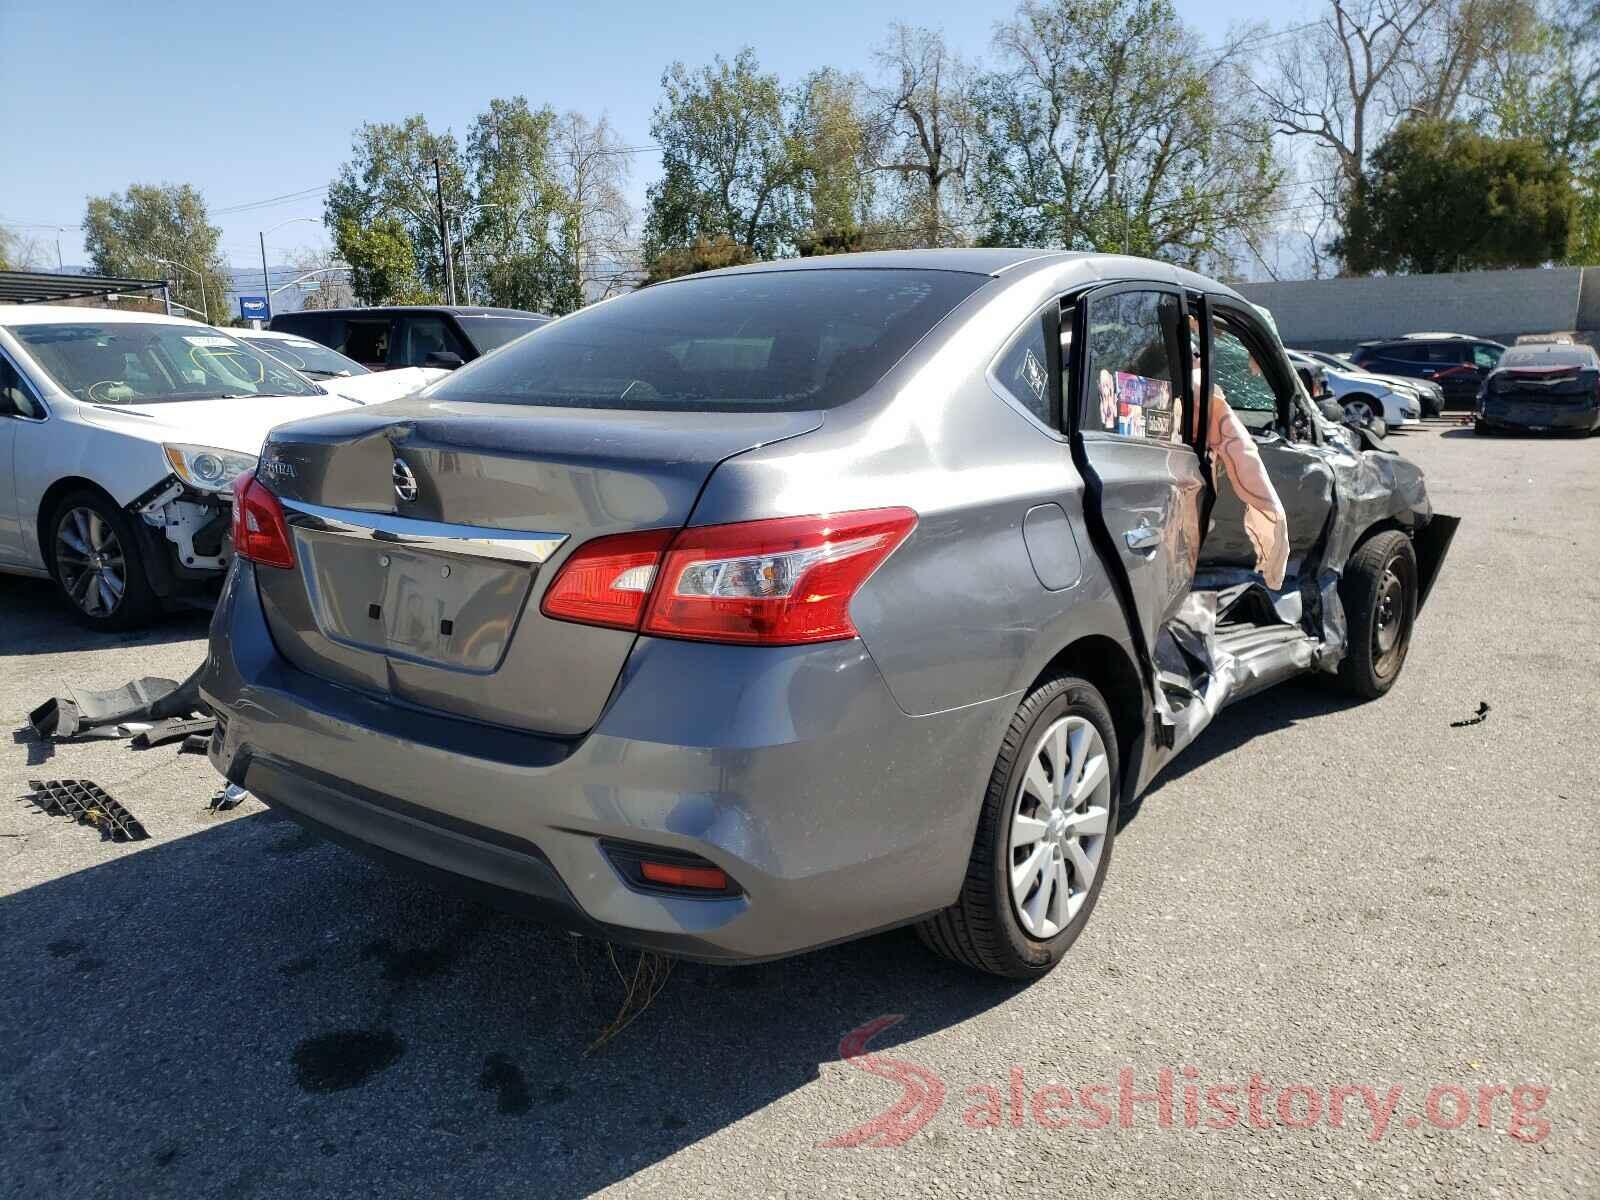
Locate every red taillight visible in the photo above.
<box><xmin>639</xmin><ymin>861</ymin><xmax>729</xmax><ymax>890</ymax></box>
<box><xmin>230</xmin><ymin>469</ymin><xmax>295</xmax><ymax>570</ymax></box>
<box><xmin>539</xmin><ymin>528</ymin><xmax>674</xmax><ymax>630</ymax></box>
<box><xmin>642</xmin><ymin>508</ymin><xmax>918</xmax><ymax>645</ymax></box>
<box><xmin>541</xmin><ymin>508</ymin><xmax>918</xmax><ymax>645</ymax></box>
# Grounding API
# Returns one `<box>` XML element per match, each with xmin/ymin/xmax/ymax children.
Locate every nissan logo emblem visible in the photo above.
<box><xmin>392</xmin><ymin>457</ymin><xmax>418</xmax><ymax>503</ymax></box>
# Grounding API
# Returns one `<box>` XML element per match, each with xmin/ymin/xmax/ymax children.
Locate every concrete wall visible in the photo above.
<box><xmin>1235</xmin><ymin>267</ymin><xmax>1590</xmax><ymax>351</ymax></box>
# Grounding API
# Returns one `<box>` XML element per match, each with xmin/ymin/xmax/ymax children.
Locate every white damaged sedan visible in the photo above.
<box><xmin>0</xmin><ymin>305</ymin><xmax>363</xmax><ymax>629</ymax></box>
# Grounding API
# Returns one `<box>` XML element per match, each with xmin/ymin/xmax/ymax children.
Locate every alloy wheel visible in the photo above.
<box><xmin>1008</xmin><ymin>715</ymin><xmax>1113</xmax><ymax>940</ymax></box>
<box><xmin>1344</xmin><ymin>397</ymin><xmax>1376</xmax><ymax>425</ymax></box>
<box><xmin>55</xmin><ymin>506</ymin><xmax>127</xmax><ymax>618</ymax></box>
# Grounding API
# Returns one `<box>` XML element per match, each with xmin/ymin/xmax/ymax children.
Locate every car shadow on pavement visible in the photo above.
<box><xmin>0</xmin><ymin>574</ymin><xmax>211</xmax><ymax>657</ymax></box>
<box><xmin>2</xmin><ymin>806</ymin><xmax>1024</xmax><ymax>1197</ymax></box>
<box><xmin>1121</xmin><ymin>680</ymin><xmax>1357</xmax><ymax>830</ymax></box>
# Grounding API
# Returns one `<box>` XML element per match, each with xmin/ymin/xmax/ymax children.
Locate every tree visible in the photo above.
<box><xmin>1252</xmin><ymin>0</ymin><xmax>1540</xmax><ymax>262</ymax></box>
<box><xmin>82</xmin><ymin>183</ymin><xmax>229</xmax><ymax>323</ymax></box>
<box><xmin>973</xmin><ymin>0</ymin><xmax>1283</xmax><ymax>268</ymax></box>
<box><xmin>869</xmin><ymin>26</ymin><xmax>977</xmax><ymax>246</ymax></box>
<box><xmin>642</xmin><ymin>233</ymin><xmax>756</xmax><ymax>284</ymax></box>
<box><xmin>1334</xmin><ymin>117</ymin><xmax>1573</xmax><ymax>271</ymax></box>
<box><xmin>325</xmin><ymin>115</ymin><xmax>467</xmax><ymax>302</ymax></box>
<box><xmin>552</xmin><ymin>111</ymin><xmax>635</xmax><ymax>303</ymax></box>
<box><xmin>791</xmin><ymin>70</ymin><xmax>877</xmax><ymax>253</ymax></box>
<box><xmin>465</xmin><ymin>96</ymin><xmax>571</xmax><ymax>310</ymax></box>
<box><xmin>0</xmin><ymin>226</ymin><xmax>51</xmax><ymax>272</ymax></box>
<box><xmin>1493</xmin><ymin>1</ymin><xmax>1600</xmax><ymax>162</ymax></box>
<box><xmin>290</xmin><ymin>245</ymin><xmax>355</xmax><ymax>310</ymax></box>
<box><xmin>337</xmin><ymin>216</ymin><xmax>434</xmax><ymax>305</ymax></box>
<box><xmin>642</xmin><ymin>49</ymin><xmax>803</xmax><ymax>269</ymax></box>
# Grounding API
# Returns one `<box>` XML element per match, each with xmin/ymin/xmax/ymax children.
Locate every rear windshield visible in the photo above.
<box><xmin>1499</xmin><ymin>347</ymin><xmax>1596</xmax><ymax>369</ymax></box>
<box><xmin>7</xmin><ymin>322</ymin><xmax>322</xmax><ymax>404</ymax></box>
<box><xmin>430</xmin><ymin>269</ymin><xmax>987</xmax><ymax>412</ymax></box>
<box><xmin>457</xmin><ymin>315</ymin><xmax>548</xmax><ymax>355</ymax></box>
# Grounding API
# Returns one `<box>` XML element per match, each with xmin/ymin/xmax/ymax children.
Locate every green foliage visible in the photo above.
<box><xmin>82</xmin><ymin>183</ymin><xmax>229</xmax><ymax>323</ymax></box>
<box><xmin>326</xmin><ymin>99</ymin><xmax>594</xmax><ymax>312</ymax></box>
<box><xmin>972</xmin><ymin>0</ymin><xmax>1282</xmax><ymax>267</ymax></box>
<box><xmin>791</xmin><ymin>69</ymin><xmax>876</xmax><ymax>252</ymax></box>
<box><xmin>642</xmin><ymin>234</ymin><xmax>756</xmax><ymax>284</ymax></box>
<box><xmin>1568</xmin><ymin>149</ymin><xmax>1600</xmax><ymax>262</ymax></box>
<box><xmin>325</xmin><ymin>114</ymin><xmax>465</xmax><ymax>302</ymax></box>
<box><xmin>336</xmin><ymin>216</ymin><xmax>435</xmax><ymax>305</ymax></box>
<box><xmin>642</xmin><ymin>49</ymin><xmax>804</xmax><ymax>270</ymax></box>
<box><xmin>1335</xmin><ymin>118</ymin><xmax>1574</xmax><ymax>273</ymax></box>
<box><xmin>1492</xmin><ymin>2</ymin><xmax>1600</xmax><ymax>165</ymax></box>
<box><xmin>465</xmin><ymin>97</ymin><xmax>573</xmax><ymax>312</ymax></box>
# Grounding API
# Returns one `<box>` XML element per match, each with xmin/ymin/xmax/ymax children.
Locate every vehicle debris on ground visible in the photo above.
<box><xmin>23</xmin><ymin>778</ymin><xmax>148</xmax><ymax>841</ymax></box>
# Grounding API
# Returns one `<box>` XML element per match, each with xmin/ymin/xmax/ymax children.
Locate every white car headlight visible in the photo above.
<box><xmin>163</xmin><ymin>444</ymin><xmax>257</xmax><ymax>494</ymax></box>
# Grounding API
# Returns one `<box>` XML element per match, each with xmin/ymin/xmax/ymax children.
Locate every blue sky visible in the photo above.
<box><xmin>2</xmin><ymin>0</ymin><xmax>1313</xmax><ymax>272</ymax></box>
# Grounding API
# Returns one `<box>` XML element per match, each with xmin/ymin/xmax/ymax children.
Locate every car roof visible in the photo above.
<box><xmin>0</xmin><ymin>303</ymin><xmax>209</xmax><ymax>327</ymax></box>
<box><xmin>692</xmin><ymin>248</ymin><xmax>1079</xmax><ymax>278</ymax></box>
<box><xmin>1358</xmin><ymin>335</ymin><xmax>1504</xmax><ymax>349</ymax></box>
<box><xmin>274</xmin><ymin>305</ymin><xmax>549</xmax><ymax>319</ymax></box>
<box><xmin>679</xmin><ymin>248</ymin><xmax>1250</xmax><ymax>305</ymax></box>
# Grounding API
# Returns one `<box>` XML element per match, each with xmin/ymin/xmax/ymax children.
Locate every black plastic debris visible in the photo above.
<box><xmin>1450</xmin><ymin>702</ymin><xmax>1491</xmax><ymax>728</ymax></box>
<box><xmin>179</xmin><ymin>734</ymin><xmax>211</xmax><ymax>755</ymax></box>
<box><xmin>131</xmin><ymin>718</ymin><xmax>217</xmax><ymax>750</ymax></box>
<box><xmin>28</xmin><ymin>666</ymin><xmax>206</xmax><ymax>741</ymax></box>
<box><xmin>24</xmin><ymin>779</ymin><xmax>149</xmax><ymax>841</ymax></box>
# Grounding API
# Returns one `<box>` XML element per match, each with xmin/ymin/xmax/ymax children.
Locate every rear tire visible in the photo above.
<box><xmin>917</xmin><ymin>673</ymin><xmax>1120</xmax><ymax>980</ymax></box>
<box><xmin>47</xmin><ymin>489</ymin><xmax>160</xmax><ymax>632</ymax></box>
<box><xmin>1335</xmin><ymin>530</ymin><xmax>1417</xmax><ymax>700</ymax></box>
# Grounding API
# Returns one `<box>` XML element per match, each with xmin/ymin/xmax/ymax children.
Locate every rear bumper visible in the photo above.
<box><xmin>202</xmin><ymin>562</ymin><xmax>1014</xmax><ymax>963</ymax></box>
<box><xmin>1477</xmin><ymin>405</ymin><xmax>1600</xmax><ymax>433</ymax></box>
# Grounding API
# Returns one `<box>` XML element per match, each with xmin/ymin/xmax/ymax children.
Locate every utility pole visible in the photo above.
<box><xmin>260</xmin><ymin>232</ymin><xmax>272</xmax><ymax>319</ymax></box>
<box><xmin>1106</xmin><ymin>170</ymin><xmax>1120</xmax><ymax>255</ymax></box>
<box><xmin>433</xmin><ymin>157</ymin><xmax>457</xmax><ymax>305</ymax></box>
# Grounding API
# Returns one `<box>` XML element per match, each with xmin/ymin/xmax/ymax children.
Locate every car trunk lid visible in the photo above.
<box><xmin>253</xmin><ymin>398</ymin><xmax>823</xmax><ymax>735</ymax></box>
<box><xmin>1487</xmin><ymin>364</ymin><xmax>1596</xmax><ymax>403</ymax></box>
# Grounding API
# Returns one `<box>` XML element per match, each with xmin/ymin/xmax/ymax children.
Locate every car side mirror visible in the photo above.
<box><xmin>424</xmin><ymin>351</ymin><xmax>464</xmax><ymax>369</ymax></box>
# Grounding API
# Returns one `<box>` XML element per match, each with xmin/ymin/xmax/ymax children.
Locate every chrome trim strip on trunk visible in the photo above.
<box><xmin>280</xmin><ymin>499</ymin><xmax>568</xmax><ymax>565</ymax></box>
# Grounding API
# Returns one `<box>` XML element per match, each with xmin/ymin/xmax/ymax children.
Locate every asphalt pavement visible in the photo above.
<box><xmin>2</xmin><ymin>421</ymin><xmax>1595</xmax><ymax>1198</ymax></box>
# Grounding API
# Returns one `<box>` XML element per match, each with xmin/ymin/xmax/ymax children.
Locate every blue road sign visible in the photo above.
<box><xmin>239</xmin><ymin>295</ymin><xmax>269</xmax><ymax>321</ymax></box>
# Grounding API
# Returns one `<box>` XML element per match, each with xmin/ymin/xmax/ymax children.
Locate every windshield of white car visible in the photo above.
<box><xmin>8</xmin><ymin>323</ymin><xmax>323</xmax><ymax>404</ymax></box>
<box><xmin>242</xmin><ymin>335</ymin><xmax>370</xmax><ymax>380</ymax></box>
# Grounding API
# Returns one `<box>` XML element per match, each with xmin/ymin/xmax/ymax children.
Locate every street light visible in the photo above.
<box><xmin>268</xmin><ymin>266</ymin><xmax>352</xmax><ymax>300</ymax></box>
<box><xmin>452</xmin><ymin>204</ymin><xmax>500</xmax><ymax>305</ymax></box>
<box><xmin>151</xmin><ymin>256</ymin><xmax>208</xmax><ymax>323</ymax></box>
<box><xmin>258</xmin><ymin>217</ymin><xmax>322</xmax><ymax>322</ymax></box>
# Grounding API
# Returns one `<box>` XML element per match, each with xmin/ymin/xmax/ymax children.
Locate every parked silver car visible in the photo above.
<box><xmin>202</xmin><ymin>250</ymin><xmax>1455</xmax><ymax>979</ymax></box>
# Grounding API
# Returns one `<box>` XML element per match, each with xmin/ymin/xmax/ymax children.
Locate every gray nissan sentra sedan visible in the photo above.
<box><xmin>203</xmin><ymin>249</ymin><xmax>1455</xmax><ymax>979</ymax></box>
